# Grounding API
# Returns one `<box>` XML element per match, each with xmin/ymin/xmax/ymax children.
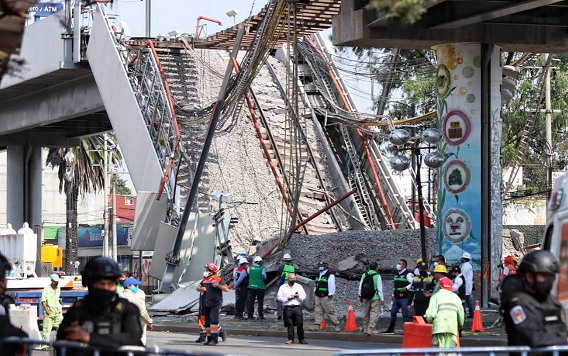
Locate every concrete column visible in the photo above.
<box><xmin>434</xmin><ymin>43</ymin><xmax>502</xmax><ymax>305</ymax></box>
<box><xmin>7</xmin><ymin>146</ymin><xmax>24</xmax><ymax>229</ymax></box>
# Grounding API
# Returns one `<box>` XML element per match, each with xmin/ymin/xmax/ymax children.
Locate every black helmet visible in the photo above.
<box><xmin>0</xmin><ymin>253</ymin><xmax>11</xmax><ymax>278</ymax></box>
<box><xmin>81</xmin><ymin>256</ymin><xmax>121</xmax><ymax>287</ymax></box>
<box><xmin>518</xmin><ymin>250</ymin><xmax>559</xmax><ymax>274</ymax></box>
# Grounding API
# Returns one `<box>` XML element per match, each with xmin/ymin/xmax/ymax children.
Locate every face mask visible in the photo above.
<box><xmin>203</xmin><ymin>271</ymin><xmax>210</xmax><ymax>278</ymax></box>
<box><xmin>433</xmin><ymin>262</ymin><xmax>439</xmax><ymax>267</ymax></box>
<box><xmin>87</xmin><ymin>287</ymin><xmax>117</xmax><ymax>306</ymax></box>
<box><xmin>318</xmin><ymin>266</ymin><xmax>324</xmax><ymax>271</ymax></box>
<box><xmin>129</xmin><ymin>286</ymin><xmax>139</xmax><ymax>294</ymax></box>
<box><xmin>533</xmin><ymin>279</ymin><xmax>554</xmax><ymax>298</ymax></box>
<box><xmin>396</xmin><ymin>264</ymin><xmax>402</xmax><ymax>271</ymax></box>
<box><xmin>289</xmin><ymin>280</ymin><xmax>296</xmax><ymax>286</ymax></box>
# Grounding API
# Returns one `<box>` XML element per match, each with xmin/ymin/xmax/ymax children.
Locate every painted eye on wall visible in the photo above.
<box><xmin>437</xmin><ymin>64</ymin><xmax>451</xmax><ymax>98</ymax></box>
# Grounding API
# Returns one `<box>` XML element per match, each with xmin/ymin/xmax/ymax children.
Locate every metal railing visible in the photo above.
<box><xmin>0</xmin><ymin>337</ymin><xmax>227</xmax><ymax>356</ymax></box>
<box><xmin>125</xmin><ymin>41</ymin><xmax>182</xmax><ymax>203</ymax></box>
<box><xmin>334</xmin><ymin>345</ymin><xmax>568</xmax><ymax>356</ymax></box>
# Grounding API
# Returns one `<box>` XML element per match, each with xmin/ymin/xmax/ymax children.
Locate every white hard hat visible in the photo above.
<box><xmin>462</xmin><ymin>252</ymin><xmax>471</xmax><ymax>259</ymax></box>
<box><xmin>238</xmin><ymin>257</ymin><xmax>249</xmax><ymax>265</ymax></box>
<box><xmin>254</xmin><ymin>256</ymin><xmax>263</xmax><ymax>263</ymax></box>
<box><xmin>283</xmin><ymin>253</ymin><xmax>292</xmax><ymax>260</ymax></box>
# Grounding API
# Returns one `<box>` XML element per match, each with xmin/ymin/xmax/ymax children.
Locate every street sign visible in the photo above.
<box><xmin>28</xmin><ymin>2</ymin><xmax>64</xmax><ymax>18</ymax></box>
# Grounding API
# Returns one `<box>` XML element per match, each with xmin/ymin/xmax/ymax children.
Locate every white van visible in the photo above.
<box><xmin>542</xmin><ymin>172</ymin><xmax>568</xmax><ymax>307</ymax></box>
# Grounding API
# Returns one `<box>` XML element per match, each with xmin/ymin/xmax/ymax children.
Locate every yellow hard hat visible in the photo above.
<box><xmin>434</xmin><ymin>265</ymin><xmax>448</xmax><ymax>274</ymax></box>
<box><xmin>416</xmin><ymin>258</ymin><xmax>423</xmax><ymax>264</ymax></box>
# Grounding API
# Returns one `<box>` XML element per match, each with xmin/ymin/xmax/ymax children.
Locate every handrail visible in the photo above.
<box><xmin>126</xmin><ymin>40</ymin><xmax>182</xmax><ymax>202</ymax></box>
<box><xmin>195</xmin><ymin>16</ymin><xmax>223</xmax><ymax>39</ymax></box>
<box><xmin>304</xmin><ymin>36</ymin><xmax>397</xmax><ymax>230</ymax></box>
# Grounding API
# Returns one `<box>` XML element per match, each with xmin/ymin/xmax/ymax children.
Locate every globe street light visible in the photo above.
<box><xmin>389</xmin><ymin>127</ymin><xmax>443</xmax><ymax>261</ymax></box>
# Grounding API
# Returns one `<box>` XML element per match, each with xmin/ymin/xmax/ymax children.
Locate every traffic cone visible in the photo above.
<box><xmin>471</xmin><ymin>300</ymin><xmax>484</xmax><ymax>332</ymax></box>
<box><xmin>320</xmin><ymin>318</ymin><xmax>326</xmax><ymax>330</ymax></box>
<box><xmin>345</xmin><ymin>301</ymin><xmax>357</xmax><ymax>332</ymax></box>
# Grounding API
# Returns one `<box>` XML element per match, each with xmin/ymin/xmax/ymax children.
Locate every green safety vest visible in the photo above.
<box><xmin>394</xmin><ymin>270</ymin><xmax>409</xmax><ymax>298</ymax></box>
<box><xmin>281</xmin><ymin>264</ymin><xmax>295</xmax><ymax>283</ymax></box>
<box><xmin>315</xmin><ymin>270</ymin><xmax>331</xmax><ymax>297</ymax></box>
<box><xmin>248</xmin><ymin>265</ymin><xmax>266</xmax><ymax>290</ymax></box>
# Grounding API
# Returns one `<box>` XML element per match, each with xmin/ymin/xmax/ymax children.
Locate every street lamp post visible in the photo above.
<box><xmin>389</xmin><ymin>128</ymin><xmax>444</xmax><ymax>262</ymax></box>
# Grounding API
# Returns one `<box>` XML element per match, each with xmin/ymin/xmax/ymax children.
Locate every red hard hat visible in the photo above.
<box><xmin>505</xmin><ymin>256</ymin><xmax>514</xmax><ymax>264</ymax></box>
<box><xmin>440</xmin><ymin>277</ymin><xmax>453</xmax><ymax>291</ymax></box>
<box><xmin>205</xmin><ymin>262</ymin><xmax>218</xmax><ymax>273</ymax></box>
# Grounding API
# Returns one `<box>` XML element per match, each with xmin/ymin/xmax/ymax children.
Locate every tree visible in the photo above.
<box><xmin>46</xmin><ymin>134</ymin><xmax>122</xmax><ymax>273</ymax></box>
<box><xmin>366</xmin><ymin>0</ymin><xmax>435</xmax><ymax>25</ymax></box>
<box><xmin>112</xmin><ymin>175</ymin><xmax>132</xmax><ymax>195</ymax></box>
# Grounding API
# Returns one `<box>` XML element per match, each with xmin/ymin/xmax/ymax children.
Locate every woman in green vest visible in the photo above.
<box><xmin>247</xmin><ymin>256</ymin><xmax>267</xmax><ymax>320</ymax></box>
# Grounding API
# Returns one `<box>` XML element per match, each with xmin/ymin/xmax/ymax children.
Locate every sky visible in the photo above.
<box><xmin>104</xmin><ymin>0</ymin><xmax>378</xmax><ymax>113</ymax></box>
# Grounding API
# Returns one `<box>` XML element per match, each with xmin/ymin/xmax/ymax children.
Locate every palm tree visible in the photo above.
<box><xmin>46</xmin><ymin>134</ymin><xmax>122</xmax><ymax>274</ymax></box>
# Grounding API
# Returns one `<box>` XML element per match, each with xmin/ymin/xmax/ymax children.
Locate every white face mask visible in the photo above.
<box><xmin>396</xmin><ymin>264</ymin><xmax>402</xmax><ymax>271</ymax></box>
<box><xmin>433</xmin><ymin>262</ymin><xmax>439</xmax><ymax>267</ymax></box>
<box><xmin>203</xmin><ymin>271</ymin><xmax>209</xmax><ymax>278</ymax></box>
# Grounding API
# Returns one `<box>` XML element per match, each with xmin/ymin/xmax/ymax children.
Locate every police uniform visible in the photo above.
<box><xmin>0</xmin><ymin>296</ymin><xmax>28</xmax><ymax>356</ymax></box>
<box><xmin>56</xmin><ymin>296</ymin><xmax>142</xmax><ymax>356</ymax></box>
<box><xmin>408</xmin><ymin>273</ymin><xmax>434</xmax><ymax>317</ymax></box>
<box><xmin>505</xmin><ymin>291</ymin><xmax>568</xmax><ymax>349</ymax></box>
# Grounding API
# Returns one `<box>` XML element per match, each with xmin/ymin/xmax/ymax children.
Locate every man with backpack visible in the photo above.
<box><xmin>358</xmin><ymin>261</ymin><xmax>384</xmax><ymax>335</ymax></box>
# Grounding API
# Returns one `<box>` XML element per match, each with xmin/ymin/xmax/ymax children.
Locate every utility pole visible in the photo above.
<box><xmin>376</xmin><ymin>48</ymin><xmax>399</xmax><ymax>116</ymax></box>
<box><xmin>544</xmin><ymin>53</ymin><xmax>553</xmax><ymax>202</ymax></box>
<box><xmin>103</xmin><ymin>134</ymin><xmax>109</xmax><ymax>258</ymax></box>
<box><xmin>112</xmin><ymin>182</ymin><xmax>117</xmax><ymax>262</ymax></box>
<box><xmin>145</xmin><ymin>0</ymin><xmax>151</xmax><ymax>37</ymax></box>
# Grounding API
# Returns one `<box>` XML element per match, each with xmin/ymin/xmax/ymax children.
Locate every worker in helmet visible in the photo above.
<box><xmin>119</xmin><ymin>277</ymin><xmax>152</xmax><ymax>345</ymax></box>
<box><xmin>432</xmin><ymin>264</ymin><xmax>449</xmax><ymax>293</ymax></box>
<box><xmin>196</xmin><ymin>262</ymin><xmax>229</xmax><ymax>346</ymax></box>
<box><xmin>425</xmin><ymin>277</ymin><xmax>464</xmax><ymax>349</ymax></box>
<box><xmin>56</xmin><ymin>257</ymin><xmax>142</xmax><ymax>355</ymax></box>
<box><xmin>497</xmin><ymin>255</ymin><xmax>517</xmax><ymax>291</ymax></box>
<box><xmin>196</xmin><ymin>265</ymin><xmax>227</xmax><ymax>344</ymax></box>
<box><xmin>232</xmin><ymin>257</ymin><xmax>249</xmax><ymax>320</ymax></box>
<box><xmin>413</xmin><ymin>258</ymin><xmax>423</xmax><ymax>276</ymax></box>
<box><xmin>0</xmin><ymin>253</ymin><xmax>27</xmax><ymax>356</ymax></box>
<box><xmin>41</xmin><ymin>273</ymin><xmax>63</xmax><ymax>343</ymax></box>
<box><xmin>460</xmin><ymin>252</ymin><xmax>475</xmax><ymax>318</ymax></box>
<box><xmin>277</xmin><ymin>253</ymin><xmax>295</xmax><ymax>320</ymax></box>
<box><xmin>504</xmin><ymin>250</ymin><xmax>568</xmax><ymax>351</ymax></box>
<box><xmin>247</xmin><ymin>256</ymin><xmax>267</xmax><ymax>320</ymax></box>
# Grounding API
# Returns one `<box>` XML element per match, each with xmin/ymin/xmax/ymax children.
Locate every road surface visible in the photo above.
<box><xmin>146</xmin><ymin>331</ymin><xmax>391</xmax><ymax>355</ymax></box>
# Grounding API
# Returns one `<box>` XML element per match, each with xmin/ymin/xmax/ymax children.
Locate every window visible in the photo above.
<box><xmin>125</xmin><ymin>196</ymin><xmax>134</xmax><ymax>205</ymax></box>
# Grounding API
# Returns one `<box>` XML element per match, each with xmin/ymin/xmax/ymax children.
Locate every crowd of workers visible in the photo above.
<box><xmin>0</xmin><ymin>248</ymin><xmax>565</xmax><ymax>354</ymax></box>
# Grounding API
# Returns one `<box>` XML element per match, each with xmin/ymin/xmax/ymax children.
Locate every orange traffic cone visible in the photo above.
<box><xmin>320</xmin><ymin>318</ymin><xmax>327</xmax><ymax>330</ymax></box>
<box><xmin>471</xmin><ymin>300</ymin><xmax>484</xmax><ymax>332</ymax></box>
<box><xmin>345</xmin><ymin>301</ymin><xmax>357</xmax><ymax>332</ymax></box>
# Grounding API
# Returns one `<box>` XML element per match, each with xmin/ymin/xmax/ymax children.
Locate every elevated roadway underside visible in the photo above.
<box><xmin>333</xmin><ymin>0</ymin><xmax>568</xmax><ymax>52</ymax></box>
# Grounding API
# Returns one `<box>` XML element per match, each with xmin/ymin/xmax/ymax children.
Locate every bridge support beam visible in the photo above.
<box><xmin>7</xmin><ymin>145</ymin><xmax>43</xmax><ymax>274</ymax></box>
<box><xmin>434</xmin><ymin>43</ymin><xmax>502</xmax><ymax>308</ymax></box>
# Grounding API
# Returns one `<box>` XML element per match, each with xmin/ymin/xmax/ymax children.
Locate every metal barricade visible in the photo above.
<box><xmin>0</xmin><ymin>337</ymin><xmax>230</xmax><ymax>356</ymax></box>
<box><xmin>334</xmin><ymin>345</ymin><xmax>568</xmax><ymax>356</ymax></box>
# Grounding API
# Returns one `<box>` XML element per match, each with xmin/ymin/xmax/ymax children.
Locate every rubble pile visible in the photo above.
<box><xmin>502</xmin><ymin>228</ymin><xmax>525</xmax><ymax>261</ymax></box>
<box><xmin>282</xmin><ymin>228</ymin><xmax>437</xmax><ymax>273</ymax></box>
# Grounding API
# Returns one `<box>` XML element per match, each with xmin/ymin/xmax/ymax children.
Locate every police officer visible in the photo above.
<box><xmin>56</xmin><ymin>256</ymin><xmax>142</xmax><ymax>355</ymax></box>
<box><xmin>504</xmin><ymin>250</ymin><xmax>568</xmax><ymax>349</ymax></box>
<box><xmin>0</xmin><ymin>253</ymin><xmax>27</xmax><ymax>356</ymax></box>
<box><xmin>407</xmin><ymin>262</ymin><xmax>434</xmax><ymax>318</ymax></box>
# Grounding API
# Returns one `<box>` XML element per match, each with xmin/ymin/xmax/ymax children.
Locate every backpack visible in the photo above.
<box><xmin>360</xmin><ymin>272</ymin><xmax>376</xmax><ymax>299</ymax></box>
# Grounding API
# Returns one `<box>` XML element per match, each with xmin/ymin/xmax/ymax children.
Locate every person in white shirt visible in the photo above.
<box><xmin>276</xmin><ymin>273</ymin><xmax>307</xmax><ymax>345</ymax></box>
<box><xmin>460</xmin><ymin>252</ymin><xmax>474</xmax><ymax>318</ymax></box>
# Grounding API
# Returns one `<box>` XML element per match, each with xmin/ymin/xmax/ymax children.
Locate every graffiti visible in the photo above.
<box><xmin>435</xmin><ymin>43</ymin><xmax>482</xmax><ymax>268</ymax></box>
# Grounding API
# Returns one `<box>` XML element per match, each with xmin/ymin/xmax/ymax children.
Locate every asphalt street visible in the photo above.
<box><xmin>145</xmin><ymin>331</ymin><xmax>391</xmax><ymax>356</ymax></box>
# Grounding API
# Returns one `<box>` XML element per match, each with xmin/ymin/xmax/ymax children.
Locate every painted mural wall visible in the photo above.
<box><xmin>435</xmin><ymin>43</ymin><xmax>482</xmax><ymax>268</ymax></box>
